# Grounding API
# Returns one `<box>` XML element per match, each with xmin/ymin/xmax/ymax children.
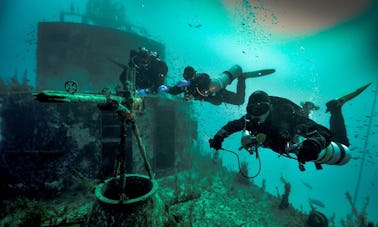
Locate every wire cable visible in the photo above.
<box><xmin>352</xmin><ymin>80</ymin><xmax>377</xmax><ymax>210</ymax></box>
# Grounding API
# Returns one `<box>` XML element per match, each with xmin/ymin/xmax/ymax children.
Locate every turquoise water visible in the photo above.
<box><xmin>1</xmin><ymin>0</ymin><xmax>377</xmax><ymax>224</ymax></box>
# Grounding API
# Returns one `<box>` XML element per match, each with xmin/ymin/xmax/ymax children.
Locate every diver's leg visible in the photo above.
<box><xmin>219</xmin><ymin>78</ymin><xmax>245</xmax><ymax>105</ymax></box>
<box><xmin>236</xmin><ymin>78</ymin><xmax>246</xmax><ymax>103</ymax></box>
<box><xmin>204</xmin><ymin>95</ymin><xmax>223</xmax><ymax>105</ymax></box>
<box><xmin>215</xmin><ymin>90</ymin><xmax>236</xmax><ymax>105</ymax></box>
<box><xmin>326</xmin><ymin>100</ymin><xmax>349</xmax><ymax>146</ymax></box>
<box><xmin>325</xmin><ymin>83</ymin><xmax>371</xmax><ymax>146</ymax></box>
<box><xmin>231</xmin><ymin>78</ymin><xmax>246</xmax><ymax>105</ymax></box>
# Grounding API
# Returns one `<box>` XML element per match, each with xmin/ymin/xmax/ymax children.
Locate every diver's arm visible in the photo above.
<box><xmin>161</xmin><ymin>79</ymin><xmax>191</xmax><ymax>95</ymax></box>
<box><xmin>165</xmin><ymin>85</ymin><xmax>184</xmax><ymax>95</ymax></box>
<box><xmin>214</xmin><ymin>117</ymin><xmax>245</xmax><ymax>139</ymax></box>
<box><xmin>210</xmin><ymin>117</ymin><xmax>245</xmax><ymax>150</ymax></box>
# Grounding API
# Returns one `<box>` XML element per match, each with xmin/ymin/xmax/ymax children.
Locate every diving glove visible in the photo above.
<box><xmin>158</xmin><ymin>85</ymin><xmax>170</xmax><ymax>93</ymax></box>
<box><xmin>209</xmin><ymin>135</ymin><xmax>223</xmax><ymax>150</ymax></box>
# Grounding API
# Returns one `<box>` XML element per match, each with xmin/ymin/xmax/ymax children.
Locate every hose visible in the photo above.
<box><xmin>220</xmin><ymin>147</ymin><xmax>262</xmax><ymax>179</ymax></box>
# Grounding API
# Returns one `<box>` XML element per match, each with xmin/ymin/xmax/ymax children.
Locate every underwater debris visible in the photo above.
<box><xmin>1</xmin><ymin>198</ymin><xmax>50</xmax><ymax>226</ymax></box>
<box><xmin>235</xmin><ymin>161</ymin><xmax>252</xmax><ymax>186</ymax></box>
<box><xmin>306</xmin><ymin>209</ymin><xmax>329</xmax><ymax>227</ymax></box>
<box><xmin>44</xmin><ymin>178</ymin><xmax>65</xmax><ymax>196</ymax></box>
<box><xmin>342</xmin><ymin>192</ymin><xmax>372</xmax><ymax>227</ymax></box>
<box><xmin>1</xmin><ymin>151</ymin><xmax>311</xmax><ymax>226</ymax></box>
<box><xmin>260</xmin><ymin>178</ymin><xmax>266</xmax><ymax>192</ymax></box>
<box><xmin>278</xmin><ymin>175</ymin><xmax>291</xmax><ymax>209</ymax></box>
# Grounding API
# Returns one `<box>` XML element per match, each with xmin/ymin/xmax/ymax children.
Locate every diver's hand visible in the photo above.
<box><xmin>209</xmin><ymin>135</ymin><xmax>223</xmax><ymax>150</ymax></box>
<box><xmin>137</xmin><ymin>89</ymin><xmax>150</xmax><ymax>97</ymax></box>
<box><xmin>158</xmin><ymin>85</ymin><xmax>170</xmax><ymax>93</ymax></box>
<box><xmin>297</xmin><ymin>139</ymin><xmax>320</xmax><ymax>162</ymax></box>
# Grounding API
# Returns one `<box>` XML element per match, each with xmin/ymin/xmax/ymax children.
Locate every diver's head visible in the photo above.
<box><xmin>246</xmin><ymin>90</ymin><xmax>271</xmax><ymax>123</ymax></box>
<box><xmin>183</xmin><ymin>66</ymin><xmax>196</xmax><ymax>80</ymax></box>
<box><xmin>193</xmin><ymin>73</ymin><xmax>211</xmax><ymax>97</ymax></box>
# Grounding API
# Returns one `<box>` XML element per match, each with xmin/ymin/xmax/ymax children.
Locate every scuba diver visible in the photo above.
<box><xmin>159</xmin><ymin>65</ymin><xmax>275</xmax><ymax>105</ymax></box>
<box><xmin>129</xmin><ymin>47</ymin><xmax>168</xmax><ymax>94</ymax></box>
<box><xmin>111</xmin><ymin>47</ymin><xmax>168</xmax><ymax>95</ymax></box>
<box><xmin>209</xmin><ymin>83</ymin><xmax>371</xmax><ymax>170</ymax></box>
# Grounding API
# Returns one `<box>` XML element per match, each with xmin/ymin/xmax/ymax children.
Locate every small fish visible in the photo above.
<box><xmin>367</xmin><ymin>160</ymin><xmax>376</xmax><ymax>164</ymax></box>
<box><xmin>301</xmin><ymin>179</ymin><xmax>313</xmax><ymax>190</ymax></box>
<box><xmin>188</xmin><ymin>23</ymin><xmax>202</xmax><ymax>28</ymax></box>
<box><xmin>309</xmin><ymin>198</ymin><xmax>325</xmax><ymax>208</ymax></box>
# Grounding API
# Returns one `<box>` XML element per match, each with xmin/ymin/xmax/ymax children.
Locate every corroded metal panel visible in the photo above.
<box><xmin>134</xmin><ymin>96</ymin><xmax>197</xmax><ymax>177</ymax></box>
<box><xmin>36</xmin><ymin>22</ymin><xmax>165</xmax><ymax>91</ymax></box>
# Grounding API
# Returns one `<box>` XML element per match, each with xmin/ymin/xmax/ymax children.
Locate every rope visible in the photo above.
<box><xmin>353</xmin><ymin>80</ymin><xmax>377</xmax><ymax>208</ymax></box>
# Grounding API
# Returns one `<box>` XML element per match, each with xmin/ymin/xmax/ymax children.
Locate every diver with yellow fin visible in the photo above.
<box><xmin>159</xmin><ymin>65</ymin><xmax>275</xmax><ymax>105</ymax></box>
<box><xmin>209</xmin><ymin>82</ymin><xmax>372</xmax><ymax>171</ymax></box>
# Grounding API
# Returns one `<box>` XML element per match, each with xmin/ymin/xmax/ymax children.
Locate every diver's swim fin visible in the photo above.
<box><xmin>326</xmin><ymin>82</ymin><xmax>372</xmax><ymax>112</ymax></box>
<box><xmin>242</xmin><ymin>69</ymin><xmax>275</xmax><ymax>78</ymax></box>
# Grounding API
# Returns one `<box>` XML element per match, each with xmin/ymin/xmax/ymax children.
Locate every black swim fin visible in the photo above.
<box><xmin>242</xmin><ymin>69</ymin><xmax>275</xmax><ymax>78</ymax></box>
<box><xmin>326</xmin><ymin>82</ymin><xmax>372</xmax><ymax>112</ymax></box>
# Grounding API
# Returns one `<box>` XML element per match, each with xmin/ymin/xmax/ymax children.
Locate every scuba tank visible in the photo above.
<box><xmin>315</xmin><ymin>141</ymin><xmax>351</xmax><ymax>165</ymax></box>
<box><xmin>291</xmin><ymin>136</ymin><xmax>351</xmax><ymax>166</ymax></box>
<box><xmin>208</xmin><ymin>65</ymin><xmax>242</xmax><ymax>93</ymax></box>
<box><xmin>294</xmin><ymin>139</ymin><xmax>351</xmax><ymax>171</ymax></box>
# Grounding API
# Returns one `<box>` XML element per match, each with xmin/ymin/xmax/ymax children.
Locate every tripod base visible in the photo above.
<box><xmin>87</xmin><ymin>174</ymin><xmax>162</xmax><ymax>226</ymax></box>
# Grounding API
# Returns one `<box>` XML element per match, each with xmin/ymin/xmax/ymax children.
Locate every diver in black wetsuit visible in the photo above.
<box><xmin>209</xmin><ymin>83</ymin><xmax>371</xmax><ymax>170</ymax></box>
<box><xmin>324</xmin><ymin>82</ymin><xmax>371</xmax><ymax>147</ymax></box>
<box><xmin>128</xmin><ymin>47</ymin><xmax>168</xmax><ymax>94</ymax></box>
<box><xmin>110</xmin><ymin>47</ymin><xmax>169</xmax><ymax>95</ymax></box>
<box><xmin>160</xmin><ymin>65</ymin><xmax>275</xmax><ymax>106</ymax></box>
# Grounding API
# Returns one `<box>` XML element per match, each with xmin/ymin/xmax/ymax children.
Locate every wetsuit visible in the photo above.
<box><xmin>215</xmin><ymin>96</ymin><xmax>333</xmax><ymax>159</ymax></box>
<box><xmin>203</xmin><ymin>78</ymin><xmax>246</xmax><ymax>105</ymax></box>
<box><xmin>327</xmin><ymin>101</ymin><xmax>350</xmax><ymax>146</ymax></box>
<box><xmin>167</xmin><ymin>76</ymin><xmax>246</xmax><ymax>105</ymax></box>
